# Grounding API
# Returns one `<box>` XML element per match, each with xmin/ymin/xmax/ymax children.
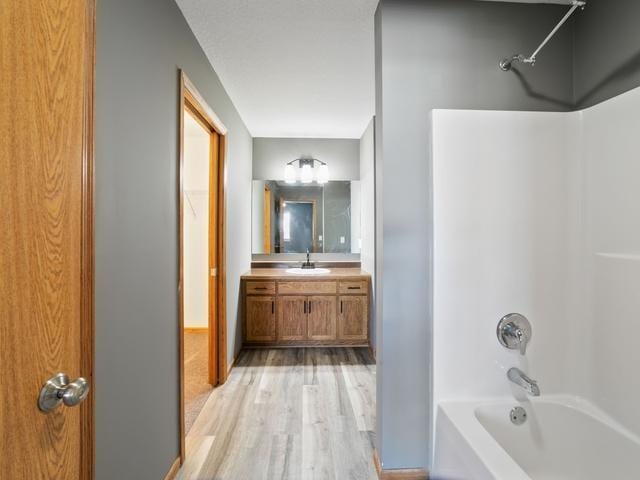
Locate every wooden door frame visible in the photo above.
<box><xmin>178</xmin><ymin>71</ymin><xmax>228</xmax><ymax>463</ymax></box>
<box><xmin>81</xmin><ymin>2</ymin><xmax>96</xmax><ymax>479</ymax></box>
<box><xmin>263</xmin><ymin>186</ymin><xmax>272</xmax><ymax>253</ymax></box>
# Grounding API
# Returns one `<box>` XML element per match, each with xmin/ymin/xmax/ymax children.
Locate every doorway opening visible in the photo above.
<box><xmin>179</xmin><ymin>72</ymin><xmax>227</xmax><ymax>463</ymax></box>
<box><xmin>281</xmin><ymin>200</ymin><xmax>316</xmax><ymax>253</ymax></box>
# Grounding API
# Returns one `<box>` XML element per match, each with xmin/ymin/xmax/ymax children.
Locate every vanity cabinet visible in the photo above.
<box><xmin>338</xmin><ymin>296</ymin><xmax>368</xmax><ymax>340</ymax></box>
<box><xmin>242</xmin><ymin>269</ymin><xmax>370</xmax><ymax>347</ymax></box>
<box><xmin>307</xmin><ymin>296</ymin><xmax>337</xmax><ymax>340</ymax></box>
<box><xmin>278</xmin><ymin>296</ymin><xmax>307</xmax><ymax>340</ymax></box>
<box><xmin>277</xmin><ymin>295</ymin><xmax>338</xmax><ymax>341</ymax></box>
<box><xmin>246</xmin><ymin>295</ymin><xmax>276</xmax><ymax>342</ymax></box>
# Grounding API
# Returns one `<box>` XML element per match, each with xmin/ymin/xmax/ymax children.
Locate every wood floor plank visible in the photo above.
<box><xmin>179</xmin><ymin>348</ymin><xmax>376</xmax><ymax>480</ymax></box>
<box><xmin>302</xmin><ymin>384</ymin><xmax>335</xmax><ymax>480</ymax></box>
<box><xmin>175</xmin><ymin>436</ymin><xmax>215</xmax><ymax>480</ymax></box>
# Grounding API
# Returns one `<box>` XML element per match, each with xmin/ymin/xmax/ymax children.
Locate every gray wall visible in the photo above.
<box><xmin>573</xmin><ymin>0</ymin><xmax>640</xmax><ymax>108</ymax></box>
<box><xmin>253</xmin><ymin>137</ymin><xmax>360</xmax><ymax>180</ymax></box>
<box><xmin>359</xmin><ymin>118</ymin><xmax>376</xmax><ymax>347</ymax></box>
<box><xmin>374</xmin><ymin>0</ymin><xmax>574</xmax><ymax>470</ymax></box>
<box><xmin>95</xmin><ymin>0</ymin><xmax>252</xmax><ymax>478</ymax></box>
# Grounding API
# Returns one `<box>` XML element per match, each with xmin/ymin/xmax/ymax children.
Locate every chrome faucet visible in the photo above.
<box><xmin>301</xmin><ymin>249</ymin><xmax>315</xmax><ymax>270</ymax></box>
<box><xmin>507</xmin><ymin>367</ymin><xmax>540</xmax><ymax>396</ymax></box>
<box><xmin>497</xmin><ymin>313</ymin><xmax>532</xmax><ymax>355</ymax></box>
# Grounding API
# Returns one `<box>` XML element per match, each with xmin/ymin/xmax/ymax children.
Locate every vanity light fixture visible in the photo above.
<box><xmin>284</xmin><ymin>157</ymin><xmax>329</xmax><ymax>184</ymax></box>
<box><xmin>284</xmin><ymin>163</ymin><xmax>296</xmax><ymax>183</ymax></box>
<box><xmin>301</xmin><ymin>163</ymin><xmax>313</xmax><ymax>184</ymax></box>
<box><xmin>317</xmin><ymin>163</ymin><xmax>329</xmax><ymax>184</ymax></box>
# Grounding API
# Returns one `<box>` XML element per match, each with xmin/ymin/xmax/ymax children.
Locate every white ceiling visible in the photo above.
<box><xmin>176</xmin><ymin>0</ymin><xmax>573</xmax><ymax>139</ymax></box>
<box><xmin>175</xmin><ymin>0</ymin><xmax>378</xmax><ymax>139</ymax></box>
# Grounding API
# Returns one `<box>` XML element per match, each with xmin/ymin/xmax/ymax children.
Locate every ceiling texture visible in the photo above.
<box><xmin>176</xmin><ymin>0</ymin><xmax>378</xmax><ymax>139</ymax></box>
<box><xmin>176</xmin><ymin>0</ymin><xmax>576</xmax><ymax>139</ymax></box>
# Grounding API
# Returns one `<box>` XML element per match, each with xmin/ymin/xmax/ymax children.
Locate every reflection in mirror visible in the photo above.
<box><xmin>252</xmin><ymin>180</ymin><xmax>361</xmax><ymax>255</ymax></box>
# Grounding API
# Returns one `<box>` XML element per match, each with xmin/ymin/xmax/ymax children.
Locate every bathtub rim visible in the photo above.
<box><xmin>435</xmin><ymin>394</ymin><xmax>640</xmax><ymax>480</ymax></box>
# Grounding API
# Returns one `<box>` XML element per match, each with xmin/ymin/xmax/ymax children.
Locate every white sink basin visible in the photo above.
<box><xmin>285</xmin><ymin>267</ymin><xmax>331</xmax><ymax>275</ymax></box>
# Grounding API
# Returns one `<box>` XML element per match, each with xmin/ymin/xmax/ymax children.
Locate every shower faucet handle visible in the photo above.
<box><xmin>497</xmin><ymin>313</ymin><xmax>532</xmax><ymax>356</ymax></box>
<box><xmin>516</xmin><ymin>328</ymin><xmax>527</xmax><ymax>355</ymax></box>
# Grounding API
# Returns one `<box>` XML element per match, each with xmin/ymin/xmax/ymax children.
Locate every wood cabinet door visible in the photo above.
<box><xmin>338</xmin><ymin>296</ymin><xmax>368</xmax><ymax>341</ymax></box>
<box><xmin>277</xmin><ymin>296</ymin><xmax>307</xmax><ymax>341</ymax></box>
<box><xmin>246</xmin><ymin>296</ymin><xmax>276</xmax><ymax>342</ymax></box>
<box><xmin>1</xmin><ymin>1</ymin><xmax>95</xmax><ymax>478</ymax></box>
<box><xmin>307</xmin><ymin>296</ymin><xmax>337</xmax><ymax>341</ymax></box>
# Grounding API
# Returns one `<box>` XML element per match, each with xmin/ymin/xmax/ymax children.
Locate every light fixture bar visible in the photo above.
<box><xmin>284</xmin><ymin>158</ymin><xmax>329</xmax><ymax>184</ymax></box>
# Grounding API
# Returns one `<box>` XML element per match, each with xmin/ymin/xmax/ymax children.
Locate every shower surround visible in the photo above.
<box><xmin>430</xmin><ymin>85</ymin><xmax>640</xmax><ymax>479</ymax></box>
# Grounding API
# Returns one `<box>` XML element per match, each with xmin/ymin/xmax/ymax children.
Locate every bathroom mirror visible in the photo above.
<box><xmin>251</xmin><ymin>180</ymin><xmax>361</xmax><ymax>255</ymax></box>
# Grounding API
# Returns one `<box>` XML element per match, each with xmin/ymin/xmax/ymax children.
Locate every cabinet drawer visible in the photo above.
<box><xmin>278</xmin><ymin>281</ymin><xmax>337</xmax><ymax>295</ymax></box>
<box><xmin>246</xmin><ymin>281</ymin><xmax>276</xmax><ymax>295</ymax></box>
<box><xmin>338</xmin><ymin>281</ymin><xmax>368</xmax><ymax>294</ymax></box>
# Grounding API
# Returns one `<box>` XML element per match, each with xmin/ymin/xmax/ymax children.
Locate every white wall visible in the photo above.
<box><xmin>432</xmin><ymin>110</ymin><xmax>581</xmax><ymax>418</ymax></box>
<box><xmin>431</xmin><ymin>86</ymin><xmax>640</xmax><ymax>448</ymax></box>
<box><xmin>359</xmin><ymin>118</ymin><xmax>376</xmax><ymax>345</ymax></box>
<box><xmin>183</xmin><ymin>114</ymin><xmax>210</xmax><ymax>328</ymax></box>
<box><xmin>253</xmin><ymin>137</ymin><xmax>360</xmax><ymax>180</ymax></box>
<box><xmin>183</xmin><ymin>192</ymin><xmax>209</xmax><ymax>328</ymax></box>
<box><xmin>581</xmin><ymin>86</ymin><xmax>640</xmax><ymax>436</ymax></box>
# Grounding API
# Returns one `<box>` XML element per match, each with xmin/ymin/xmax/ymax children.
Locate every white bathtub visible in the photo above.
<box><xmin>433</xmin><ymin>396</ymin><xmax>640</xmax><ymax>480</ymax></box>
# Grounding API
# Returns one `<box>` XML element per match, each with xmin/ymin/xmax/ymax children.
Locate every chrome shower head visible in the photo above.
<box><xmin>499</xmin><ymin>1</ymin><xmax>585</xmax><ymax>72</ymax></box>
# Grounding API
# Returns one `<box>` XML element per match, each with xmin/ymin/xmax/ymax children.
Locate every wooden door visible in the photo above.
<box><xmin>307</xmin><ymin>296</ymin><xmax>337</xmax><ymax>341</ymax></box>
<box><xmin>208</xmin><ymin>129</ymin><xmax>220</xmax><ymax>385</ymax></box>
<box><xmin>277</xmin><ymin>296</ymin><xmax>307</xmax><ymax>341</ymax></box>
<box><xmin>338</xmin><ymin>296</ymin><xmax>368</xmax><ymax>341</ymax></box>
<box><xmin>0</xmin><ymin>1</ymin><xmax>95</xmax><ymax>479</ymax></box>
<box><xmin>246</xmin><ymin>296</ymin><xmax>276</xmax><ymax>342</ymax></box>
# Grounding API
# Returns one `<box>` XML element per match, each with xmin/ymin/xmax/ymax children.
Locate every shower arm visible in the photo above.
<box><xmin>500</xmin><ymin>0</ymin><xmax>586</xmax><ymax>71</ymax></box>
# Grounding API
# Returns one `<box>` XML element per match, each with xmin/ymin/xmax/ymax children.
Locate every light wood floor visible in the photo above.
<box><xmin>177</xmin><ymin>348</ymin><xmax>377</xmax><ymax>480</ymax></box>
<box><xmin>184</xmin><ymin>331</ymin><xmax>213</xmax><ymax>434</ymax></box>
